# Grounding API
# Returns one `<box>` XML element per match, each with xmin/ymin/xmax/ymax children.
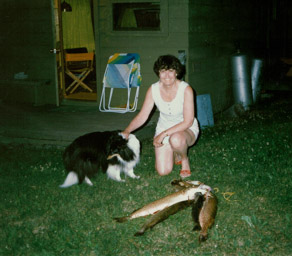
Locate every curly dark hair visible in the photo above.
<box><xmin>153</xmin><ymin>54</ymin><xmax>185</xmax><ymax>79</ymax></box>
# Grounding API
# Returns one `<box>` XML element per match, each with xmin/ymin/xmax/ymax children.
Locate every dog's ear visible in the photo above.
<box><xmin>105</xmin><ymin>133</ymin><xmax>128</xmax><ymax>161</ymax></box>
<box><xmin>107</xmin><ymin>133</ymin><xmax>135</xmax><ymax>162</ymax></box>
<box><xmin>117</xmin><ymin>144</ymin><xmax>135</xmax><ymax>162</ymax></box>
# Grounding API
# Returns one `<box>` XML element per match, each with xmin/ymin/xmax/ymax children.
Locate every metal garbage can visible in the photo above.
<box><xmin>231</xmin><ymin>53</ymin><xmax>253</xmax><ymax>110</ymax></box>
<box><xmin>251</xmin><ymin>58</ymin><xmax>264</xmax><ymax>103</ymax></box>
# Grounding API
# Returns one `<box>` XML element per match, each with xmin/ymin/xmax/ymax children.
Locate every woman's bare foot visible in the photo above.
<box><xmin>181</xmin><ymin>157</ymin><xmax>191</xmax><ymax>171</ymax></box>
<box><xmin>174</xmin><ymin>152</ymin><xmax>182</xmax><ymax>165</ymax></box>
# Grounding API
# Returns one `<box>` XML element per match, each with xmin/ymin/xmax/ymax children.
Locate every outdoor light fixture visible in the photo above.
<box><xmin>61</xmin><ymin>1</ymin><xmax>72</xmax><ymax>12</ymax></box>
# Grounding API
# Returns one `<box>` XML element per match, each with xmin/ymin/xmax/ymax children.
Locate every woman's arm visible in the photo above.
<box><xmin>122</xmin><ymin>86</ymin><xmax>155</xmax><ymax>138</ymax></box>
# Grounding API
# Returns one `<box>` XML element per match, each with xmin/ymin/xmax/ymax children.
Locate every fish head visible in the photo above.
<box><xmin>171</xmin><ymin>179</ymin><xmax>202</xmax><ymax>189</ymax></box>
<box><xmin>199</xmin><ymin>184</ymin><xmax>213</xmax><ymax>192</ymax></box>
<box><xmin>186</xmin><ymin>180</ymin><xmax>202</xmax><ymax>186</ymax></box>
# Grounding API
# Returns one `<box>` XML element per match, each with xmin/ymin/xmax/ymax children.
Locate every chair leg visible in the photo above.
<box><xmin>70</xmin><ymin>71</ymin><xmax>93</xmax><ymax>93</ymax></box>
<box><xmin>99</xmin><ymin>87</ymin><xmax>106</xmax><ymax>111</ymax></box>
<box><xmin>65</xmin><ymin>72</ymin><xmax>79</xmax><ymax>92</ymax></box>
<box><xmin>65</xmin><ymin>71</ymin><xmax>93</xmax><ymax>94</ymax></box>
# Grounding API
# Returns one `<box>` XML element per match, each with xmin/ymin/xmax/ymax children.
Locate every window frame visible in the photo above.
<box><xmin>110</xmin><ymin>0</ymin><xmax>168</xmax><ymax>36</ymax></box>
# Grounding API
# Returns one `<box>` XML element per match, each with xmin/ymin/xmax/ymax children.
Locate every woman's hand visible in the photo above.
<box><xmin>121</xmin><ymin>130</ymin><xmax>130</xmax><ymax>140</ymax></box>
<box><xmin>153</xmin><ymin>132</ymin><xmax>166</xmax><ymax>147</ymax></box>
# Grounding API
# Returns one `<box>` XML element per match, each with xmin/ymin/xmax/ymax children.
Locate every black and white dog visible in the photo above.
<box><xmin>60</xmin><ymin>131</ymin><xmax>140</xmax><ymax>188</ymax></box>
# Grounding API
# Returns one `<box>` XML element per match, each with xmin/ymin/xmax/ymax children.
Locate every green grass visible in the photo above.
<box><xmin>1</xmin><ymin>97</ymin><xmax>291</xmax><ymax>255</ymax></box>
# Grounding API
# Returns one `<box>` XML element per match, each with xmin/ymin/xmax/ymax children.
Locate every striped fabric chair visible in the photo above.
<box><xmin>99</xmin><ymin>53</ymin><xmax>142</xmax><ymax>113</ymax></box>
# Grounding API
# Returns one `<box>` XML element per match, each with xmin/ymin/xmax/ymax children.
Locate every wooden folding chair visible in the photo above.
<box><xmin>65</xmin><ymin>52</ymin><xmax>94</xmax><ymax>94</ymax></box>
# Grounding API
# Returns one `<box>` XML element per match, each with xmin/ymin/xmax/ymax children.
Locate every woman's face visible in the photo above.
<box><xmin>159</xmin><ymin>69</ymin><xmax>177</xmax><ymax>86</ymax></box>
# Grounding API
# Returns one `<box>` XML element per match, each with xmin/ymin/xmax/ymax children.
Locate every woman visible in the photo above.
<box><xmin>122</xmin><ymin>55</ymin><xmax>199</xmax><ymax>178</ymax></box>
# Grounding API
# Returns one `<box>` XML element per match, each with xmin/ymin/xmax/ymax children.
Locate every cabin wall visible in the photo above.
<box><xmin>188</xmin><ymin>0</ymin><xmax>268</xmax><ymax>113</ymax></box>
<box><xmin>95</xmin><ymin>0</ymin><xmax>269</xmax><ymax>113</ymax></box>
<box><xmin>95</xmin><ymin>0</ymin><xmax>190</xmax><ymax>108</ymax></box>
<box><xmin>1</xmin><ymin>0</ymin><xmax>290</xmax><ymax>108</ymax></box>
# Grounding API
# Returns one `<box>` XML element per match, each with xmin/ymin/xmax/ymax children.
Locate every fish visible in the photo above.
<box><xmin>114</xmin><ymin>185</ymin><xmax>210</xmax><ymax>223</ymax></box>
<box><xmin>192</xmin><ymin>190</ymin><xmax>218</xmax><ymax>243</ymax></box>
<box><xmin>134</xmin><ymin>200</ymin><xmax>193</xmax><ymax>236</ymax></box>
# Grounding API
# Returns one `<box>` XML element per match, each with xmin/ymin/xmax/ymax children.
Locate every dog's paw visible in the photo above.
<box><xmin>114</xmin><ymin>178</ymin><xmax>125</xmax><ymax>182</ymax></box>
<box><xmin>124</xmin><ymin>169</ymin><xmax>140</xmax><ymax>179</ymax></box>
<box><xmin>84</xmin><ymin>176</ymin><xmax>93</xmax><ymax>186</ymax></box>
<box><xmin>127</xmin><ymin>174</ymin><xmax>140</xmax><ymax>180</ymax></box>
<box><xmin>108</xmin><ymin>176</ymin><xmax>125</xmax><ymax>182</ymax></box>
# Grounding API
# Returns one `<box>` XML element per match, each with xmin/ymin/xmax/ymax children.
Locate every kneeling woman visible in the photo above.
<box><xmin>122</xmin><ymin>55</ymin><xmax>199</xmax><ymax>178</ymax></box>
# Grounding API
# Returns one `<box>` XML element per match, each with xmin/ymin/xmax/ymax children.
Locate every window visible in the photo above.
<box><xmin>113</xmin><ymin>2</ymin><xmax>160</xmax><ymax>31</ymax></box>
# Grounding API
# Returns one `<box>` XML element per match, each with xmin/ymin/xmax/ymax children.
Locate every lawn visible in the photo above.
<box><xmin>1</xmin><ymin>95</ymin><xmax>291</xmax><ymax>256</ymax></box>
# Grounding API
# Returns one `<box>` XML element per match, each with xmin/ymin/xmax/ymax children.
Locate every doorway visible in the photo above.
<box><xmin>59</xmin><ymin>0</ymin><xmax>97</xmax><ymax>102</ymax></box>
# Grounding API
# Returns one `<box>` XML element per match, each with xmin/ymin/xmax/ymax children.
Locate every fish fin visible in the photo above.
<box><xmin>114</xmin><ymin>216</ymin><xmax>129</xmax><ymax>223</ymax></box>
<box><xmin>192</xmin><ymin>224</ymin><xmax>201</xmax><ymax>231</ymax></box>
<box><xmin>171</xmin><ymin>179</ymin><xmax>182</xmax><ymax>186</ymax></box>
<box><xmin>170</xmin><ymin>179</ymin><xmax>187</xmax><ymax>191</ymax></box>
<box><xmin>134</xmin><ymin>230</ymin><xmax>145</xmax><ymax>236</ymax></box>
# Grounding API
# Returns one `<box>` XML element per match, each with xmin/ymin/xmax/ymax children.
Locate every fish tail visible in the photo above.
<box><xmin>199</xmin><ymin>231</ymin><xmax>208</xmax><ymax>243</ymax></box>
<box><xmin>114</xmin><ymin>216</ymin><xmax>130</xmax><ymax>223</ymax></box>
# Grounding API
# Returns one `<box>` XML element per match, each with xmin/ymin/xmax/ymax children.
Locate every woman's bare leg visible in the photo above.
<box><xmin>155</xmin><ymin>144</ymin><xmax>174</xmax><ymax>176</ymax></box>
<box><xmin>169</xmin><ymin>129</ymin><xmax>196</xmax><ymax>171</ymax></box>
<box><xmin>154</xmin><ymin>129</ymin><xmax>196</xmax><ymax>176</ymax></box>
<box><xmin>174</xmin><ymin>152</ymin><xmax>182</xmax><ymax>164</ymax></box>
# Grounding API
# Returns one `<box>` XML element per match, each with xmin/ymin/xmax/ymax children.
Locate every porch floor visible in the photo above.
<box><xmin>0</xmin><ymin>78</ymin><xmax>291</xmax><ymax>147</ymax></box>
<box><xmin>0</xmin><ymin>102</ymin><xmax>158</xmax><ymax>147</ymax></box>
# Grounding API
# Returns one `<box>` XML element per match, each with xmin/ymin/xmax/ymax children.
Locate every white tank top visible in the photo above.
<box><xmin>151</xmin><ymin>81</ymin><xmax>199</xmax><ymax>138</ymax></box>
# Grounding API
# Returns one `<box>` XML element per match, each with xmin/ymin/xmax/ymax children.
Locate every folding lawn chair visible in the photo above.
<box><xmin>99</xmin><ymin>53</ymin><xmax>142</xmax><ymax>113</ymax></box>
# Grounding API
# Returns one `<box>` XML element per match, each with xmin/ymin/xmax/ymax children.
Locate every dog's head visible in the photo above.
<box><xmin>107</xmin><ymin>132</ymin><xmax>140</xmax><ymax>163</ymax></box>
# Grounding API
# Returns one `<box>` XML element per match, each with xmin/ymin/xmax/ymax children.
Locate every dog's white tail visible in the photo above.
<box><xmin>60</xmin><ymin>171</ymin><xmax>93</xmax><ymax>188</ymax></box>
<box><xmin>59</xmin><ymin>172</ymin><xmax>79</xmax><ymax>188</ymax></box>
